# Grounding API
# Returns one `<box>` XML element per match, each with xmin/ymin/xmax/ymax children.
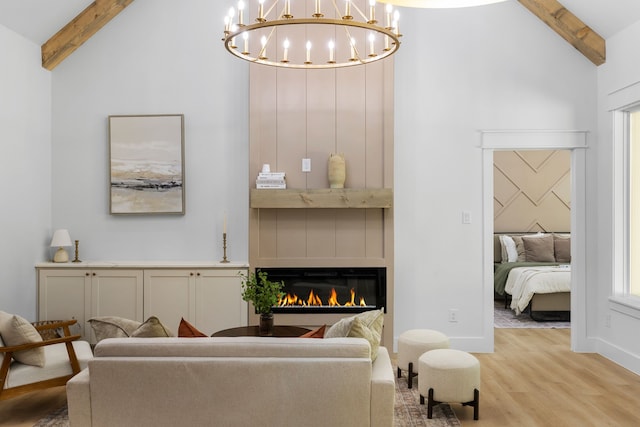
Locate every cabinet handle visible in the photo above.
<box><xmin>92</xmin><ymin>272</ymin><xmax>96</xmax><ymax>276</ymax></box>
<box><xmin>85</xmin><ymin>273</ymin><xmax>90</xmax><ymax>276</ymax></box>
<box><xmin>197</xmin><ymin>272</ymin><xmax>201</xmax><ymax>276</ymax></box>
<box><xmin>190</xmin><ymin>272</ymin><xmax>194</xmax><ymax>276</ymax></box>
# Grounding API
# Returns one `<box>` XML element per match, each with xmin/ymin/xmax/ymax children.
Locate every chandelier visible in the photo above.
<box><xmin>222</xmin><ymin>0</ymin><xmax>402</xmax><ymax>69</ymax></box>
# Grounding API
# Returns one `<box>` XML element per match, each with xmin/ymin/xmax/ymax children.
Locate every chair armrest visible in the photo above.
<box><xmin>0</xmin><ymin>334</ymin><xmax>81</xmax><ymax>353</ymax></box>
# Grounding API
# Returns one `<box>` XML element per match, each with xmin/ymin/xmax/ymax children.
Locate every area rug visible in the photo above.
<box><xmin>36</xmin><ymin>372</ymin><xmax>460</xmax><ymax>427</ymax></box>
<box><xmin>494</xmin><ymin>300</ymin><xmax>570</xmax><ymax>328</ymax></box>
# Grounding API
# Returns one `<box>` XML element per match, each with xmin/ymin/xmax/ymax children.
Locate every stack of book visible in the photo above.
<box><xmin>256</xmin><ymin>171</ymin><xmax>286</xmax><ymax>189</ymax></box>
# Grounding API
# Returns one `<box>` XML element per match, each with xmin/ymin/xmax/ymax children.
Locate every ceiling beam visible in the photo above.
<box><xmin>517</xmin><ymin>0</ymin><xmax>605</xmax><ymax>66</ymax></box>
<box><xmin>41</xmin><ymin>0</ymin><xmax>135</xmax><ymax>70</ymax></box>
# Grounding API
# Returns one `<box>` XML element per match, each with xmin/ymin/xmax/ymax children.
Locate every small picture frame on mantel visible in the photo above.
<box><xmin>109</xmin><ymin>114</ymin><xmax>185</xmax><ymax>215</ymax></box>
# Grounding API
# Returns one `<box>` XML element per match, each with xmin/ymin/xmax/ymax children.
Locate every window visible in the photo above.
<box><xmin>630</xmin><ymin>111</ymin><xmax>640</xmax><ymax>297</ymax></box>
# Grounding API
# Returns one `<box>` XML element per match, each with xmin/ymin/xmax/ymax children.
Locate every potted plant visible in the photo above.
<box><xmin>240</xmin><ymin>270</ymin><xmax>285</xmax><ymax>336</ymax></box>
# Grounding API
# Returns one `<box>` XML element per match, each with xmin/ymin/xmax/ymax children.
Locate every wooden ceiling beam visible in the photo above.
<box><xmin>517</xmin><ymin>0</ymin><xmax>605</xmax><ymax>66</ymax></box>
<box><xmin>41</xmin><ymin>0</ymin><xmax>135</xmax><ymax>70</ymax></box>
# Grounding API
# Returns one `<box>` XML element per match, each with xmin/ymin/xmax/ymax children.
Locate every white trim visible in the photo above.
<box><xmin>481</xmin><ymin>129</ymin><xmax>589</xmax><ymax>353</ymax></box>
<box><xmin>608</xmin><ymin>80</ymin><xmax>640</xmax><ymax>112</ymax></box>
<box><xmin>609</xmin><ymin>296</ymin><xmax>640</xmax><ymax>320</ymax></box>
<box><xmin>480</xmin><ymin>130</ymin><xmax>589</xmax><ymax>149</ymax></box>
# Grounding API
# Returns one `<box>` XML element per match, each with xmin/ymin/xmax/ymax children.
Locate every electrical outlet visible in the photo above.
<box><xmin>302</xmin><ymin>158</ymin><xmax>311</xmax><ymax>172</ymax></box>
<box><xmin>448</xmin><ymin>309</ymin><xmax>459</xmax><ymax>323</ymax></box>
<box><xmin>462</xmin><ymin>211</ymin><xmax>471</xmax><ymax>224</ymax></box>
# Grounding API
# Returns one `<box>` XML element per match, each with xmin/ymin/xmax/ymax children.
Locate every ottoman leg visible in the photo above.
<box><xmin>462</xmin><ymin>388</ymin><xmax>480</xmax><ymax>420</ymax></box>
<box><xmin>427</xmin><ymin>388</ymin><xmax>434</xmax><ymax>419</ymax></box>
<box><xmin>420</xmin><ymin>394</ymin><xmax>424</xmax><ymax>405</ymax></box>
<box><xmin>408</xmin><ymin>362</ymin><xmax>416</xmax><ymax>389</ymax></box>
<box><xmin>397</xmin><ymin>366</ymin><xmax>402</xmax><ymax>379</ymax></box>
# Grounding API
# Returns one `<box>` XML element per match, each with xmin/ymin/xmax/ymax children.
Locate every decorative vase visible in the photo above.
<box><xmin>259</xmin><ymin>313</ymin><xmax>274</xmax><ymax>336</ymax></box>
<box><xmin>328</xmin><ymin>153</ymin><xmax>346</xmax><ymax>188</ymax></box>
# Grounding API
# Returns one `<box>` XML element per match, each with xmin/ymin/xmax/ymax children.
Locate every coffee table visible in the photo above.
<box><xmin>211</xmin><ymin>325</ymin><xmax>311</xmax><ymax>337</ymax></box>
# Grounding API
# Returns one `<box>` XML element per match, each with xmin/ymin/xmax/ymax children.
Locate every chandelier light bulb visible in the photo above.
<box><xmin>369</xmin><ymin>0</ymin><xmax>377</xmax><ymax>23</ymax></box>
<box><xmin>257</xmin><ymin>0</ymin><xmax>265</xmax><ymax>22</ymax></box>
<box><xmin>260</xmin><ymin>35</ymin><xmax>268</xmax><ymax>59</ymax></box>
<box><xmin>243</xmin><ymin>31</ymin><xmax>249</xmax><ymax>54</ymax></box>
<box><xmin>283</xmin><ymin>38</ymin><xmax>290</xmax><ymax>62</ymax></box>
<box><xmin>385</xmin><ymin>4</ymin><xmax>392</xmax><ymax>28</ymax></box>
<box><xmin>350</xmin><ymin>37</ymin><xmax>357</xmax><ymax>61</ymax></box>
<box><xmin>238</xmin><ymin>1</ymin><xmax>245</xmax><ymax>25</ymax></box>
<box><xmin>328</xmin><ymin>39</ymin><xmax>335</xmax><ymax>63</ymax></box>
<box><xmin>369</xmin><ymin>33</ymin><xmax>376</xmax><ymax>57</ymax></box>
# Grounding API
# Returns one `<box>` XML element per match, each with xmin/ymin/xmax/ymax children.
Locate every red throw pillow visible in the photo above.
<box><xmin>178</xmin><ymin>318</ymin><xmax>207</xmax><ymax>337</ymax></box>
<box><xmin>299</xmin><ymin>325</ymin><xmax>326</xmax><ymax>338</ymax></box>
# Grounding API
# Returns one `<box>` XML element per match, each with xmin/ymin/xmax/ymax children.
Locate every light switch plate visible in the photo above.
<box><xmin>302</xmin><ymin>158</ymin><xmax>311</xmax><ymax>172</ymax></box>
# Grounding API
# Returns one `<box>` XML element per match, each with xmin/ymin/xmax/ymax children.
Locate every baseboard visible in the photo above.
<box><xmin>595</xmin><ymin>337</ymin><xmax>640</xmax><ymax>375</ymax></box>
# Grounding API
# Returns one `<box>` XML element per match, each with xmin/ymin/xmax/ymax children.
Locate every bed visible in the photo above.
<box><xmin>494</xmin><ymin>233</ymin><xmax>571</xmax><ymax>321</ymax></box>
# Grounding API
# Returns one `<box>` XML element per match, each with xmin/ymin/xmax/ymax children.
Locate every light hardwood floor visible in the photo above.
<box><xmin>2</xmin><ymin>328</ymin><xmax>640</xmax><ymax>426</ymax></box>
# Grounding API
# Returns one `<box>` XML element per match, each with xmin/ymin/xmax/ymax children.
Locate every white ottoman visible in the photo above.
<box><xmin>418</xmin><ymin>348</ymin><xmax>481</xmax><ymax>420</ymax></box>
<box><xmin>397</xmin><ymin>329</ymin><xmax>449</xmax><ymax>389</ymax></box>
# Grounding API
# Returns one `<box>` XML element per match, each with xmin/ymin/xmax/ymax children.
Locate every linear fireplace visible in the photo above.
<box><xmin>256</xmin><ymin>267</ymin><xmax>386</xmax><ymax>314</ymax></box>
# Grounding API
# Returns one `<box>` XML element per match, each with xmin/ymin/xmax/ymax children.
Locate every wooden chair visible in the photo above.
<box><xmin>0</xmin><ymin>319</ymin><xmax>92</xmax><ymax>400</ymax></box>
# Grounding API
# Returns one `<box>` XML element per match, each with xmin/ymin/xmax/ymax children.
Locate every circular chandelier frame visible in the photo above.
<box><xmin>222</xmin><ymin>1</ymin><xmax>402</xmax><ymax>69</ymax></box>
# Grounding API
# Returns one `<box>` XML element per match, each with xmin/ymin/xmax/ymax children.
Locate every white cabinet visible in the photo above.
<box><xmin>144</xmin><ymin>268</ymin><xmax>247</xmax><ymax>336</ymax></box>
<box><xmin>38</xmin><ymin>268</ymin><xmax>143</xmax><ymax>341</ymax></box>
<box><xmin>37</xmin><ymin>263</ymin><xmax>248</xmax><ymax>341</ymax></box>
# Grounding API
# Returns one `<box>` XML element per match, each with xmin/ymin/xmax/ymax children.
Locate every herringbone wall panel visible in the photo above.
<box><xmin>494</xmin><ymin>150</ymin><xmax>570</xmax><ymax>233</ymax></box>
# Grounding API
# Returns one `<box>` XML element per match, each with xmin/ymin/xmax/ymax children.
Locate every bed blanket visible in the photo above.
<box><xmin>494</xmin><ymin>262</ymin><xmax>559</xmax><ymax>296</ymax></box>
<box><xmin>505</xmin><ymin>265</ymin><xmax>571</xmax><ymax>314</ymax></box>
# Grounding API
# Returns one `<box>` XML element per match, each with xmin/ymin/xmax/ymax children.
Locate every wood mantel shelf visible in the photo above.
<box><xmin>250</xmin><ymin>188</ymin><xmax>393</xmax><ymax>209</ymax></box>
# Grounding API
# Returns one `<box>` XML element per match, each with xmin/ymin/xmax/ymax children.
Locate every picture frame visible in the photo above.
<box><xmin>109</xmin><ymin>114</ymin><xmax>185</xmax><ymax>215</ymax></box>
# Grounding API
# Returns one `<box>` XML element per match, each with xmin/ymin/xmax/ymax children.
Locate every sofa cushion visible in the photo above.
<box><xmin>0</xmin><ymin>311</ymin><xmax>45</xmax><ymax>367</ymax></box>
<box><xmin>178</xmin><ymin>318</ymin><xmax>207</xmax><ymax>338</ymax></box>
<box><xmin>89</xmin><ymin>317</ymin><xmax>142</xmax><ymax>342</ymax></box>
<box><xmin>130</xmin><ymin>316</ymin><xmax>174</xmax><ymax>337</ymax></box>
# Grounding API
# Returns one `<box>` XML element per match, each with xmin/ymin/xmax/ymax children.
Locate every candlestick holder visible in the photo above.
<box><xmin>221</xmin><ymin>233</ymin><xmax>230</xmax><ymax>263</ymax></box>
<box><xmin>72</xmin><ymin>240</ymin><xmax>81</xmax><ymax>263</ymax></box>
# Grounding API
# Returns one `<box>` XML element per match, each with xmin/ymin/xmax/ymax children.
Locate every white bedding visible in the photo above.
<box><xmin>505</xmin><ymin>265</ymin><xmax>571</xmax><ymax>315</ymax></box>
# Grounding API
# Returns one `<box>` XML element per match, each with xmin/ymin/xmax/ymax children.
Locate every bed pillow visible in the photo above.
<box><xmin>0</xmin><ymin>311</ymin><xmax>45</xmax><ymax>367</ymax></box>
<box><xmin>511</xmin><ymin>235</ymin><xmax>527</xmax><ymax>262</ymax></box>
<box><xmin>499</xmin><ymin>235</ymin><xmax>518</xmax><ymax>263</ymax></box>
<box><xmin>554</xmin><ymin>235</ymin><xmax>571</xmax><ymax>263</ymax></box>
<box><xmin>522</xmin><ymin>234</ymin><xmax>555</xmax><ymax>262</ymax></box>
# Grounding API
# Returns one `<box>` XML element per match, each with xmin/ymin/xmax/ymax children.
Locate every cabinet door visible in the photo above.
<box><xmin>38</xmin><ymin>269</ymin><xmax>91</xmax><ymax>340</ymax></box>
<box><xmin>143</xmin><ymin>269</ymin><xmax>194</xmax><ymax>334</ymax></box>
<box><xmin>91</xmin><ymin>269</ymin><xmax>143</xmax><ymax>323</ymax></box>
<box><xmin>194</xmin><ymin>269</ymin><xmax>248</xmax><ymax>335</ymax></box>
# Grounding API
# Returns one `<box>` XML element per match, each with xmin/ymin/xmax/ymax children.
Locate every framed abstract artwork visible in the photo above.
<box><xmin>109</xmin><ymin>114</ymin><xmax>185</xmax><ymax>215</ymax></box>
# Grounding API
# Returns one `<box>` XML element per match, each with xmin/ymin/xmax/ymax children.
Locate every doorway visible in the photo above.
<box><xmin>481</xmin><ymin>130</ymin><xmax>588</xmax><ymax>352</ymax></box>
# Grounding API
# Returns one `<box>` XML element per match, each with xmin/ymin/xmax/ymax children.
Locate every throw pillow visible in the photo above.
<box><xmin>131</xmin><ymin>316</ymin><xmax>174</xmax><ymax>337</ymax></box>
<box><xmin>522</xmin><ymin>234</ymin><xmax>555</xmax><ymax>262</ymax></box>
<box><xmin>554</xmin><ymin>237</ymin><xmax>571</xmax><ymax>263</ymax></box>
<box><xmin>299</xmin><ymin>325</ymin><xmax>326</xmax><ymax>338</ymax></box>
<box><xmin>0</xmin><ymin>311</ymin><xmax>45</xmax><ymax>367</ymax></box>
<box><xmin>178</xmin><ymin>318</ymin><xmax>207</xmax><ymax>337</ymax></box>
<box><xmin>348</xmin><ymin>317</ymin><xmax>381</xmax><ymax>361</ymax></box>
<box><xmin>511</xmin><ymin>236</ymin><xmax>526</xmax><ymax>262</ymax></box>
<box><xmin>324</xmin><ymin>316</ymin><xmax>354</xmax><ymax>338</ymax></box>
<box><xmin>89</xmin><ymin>316</ymin><xmax>142</xmax><ymax>342</ymax></box>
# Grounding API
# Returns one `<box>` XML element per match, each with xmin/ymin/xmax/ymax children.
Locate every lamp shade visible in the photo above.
<box><xmin>50</xmin><ymin>229</ymin><xmax>72</xmax><ymax>247</ymax></box>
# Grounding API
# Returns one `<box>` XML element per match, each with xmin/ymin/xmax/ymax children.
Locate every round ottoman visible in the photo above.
<box><xmin>418</xmin><ymin>349</ymin><xmax>481</xmax><ymax>420</ymax></box>
<box><xmin>397</xmin><ymin>329</ymin><xmax>449</xmax><ymax>389</ymax></box>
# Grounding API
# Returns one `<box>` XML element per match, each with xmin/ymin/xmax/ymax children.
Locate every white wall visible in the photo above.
<box><xmin>393</xmin><ymin>2</ymin><xmax>597</xmax><ymax>350</ymax></box>
<box><xmin>595</xmin><ymin>20</ymin><xmax>640</xmax><ymax>374</ymax></box>
<box><xmin>0</xmin><ymin>25</ymin><xmax>52</xmax><ymax>320</ymax></box>
<box><xmin>51</xmin><ymin>0</ymin><xmax>249</xmax><ymax>263</ymax></box>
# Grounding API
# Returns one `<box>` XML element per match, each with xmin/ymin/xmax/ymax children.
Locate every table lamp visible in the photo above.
<box><xmin>50</xmin><ymin>229</ymin><xmax>72</xmax><ymax>263</ymax></box>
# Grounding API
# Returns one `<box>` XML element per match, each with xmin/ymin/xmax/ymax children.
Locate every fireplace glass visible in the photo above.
<box><xmin>257</xmin><ymin>267</ymin><xmax>386</xmax><ymax>314</ymax></box>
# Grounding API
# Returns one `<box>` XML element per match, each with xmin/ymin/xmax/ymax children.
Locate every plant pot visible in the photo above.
<box><xmin>259</xmin><ymin>313</ymin><xmax>274</xmax><ymax>336</ymax></box>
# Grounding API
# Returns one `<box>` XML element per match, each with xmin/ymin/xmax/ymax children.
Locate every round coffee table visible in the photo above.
<box><xmin>211</xmin><ymin>325</ymin><xmax>311</xmax><ymax>337</ymax></box>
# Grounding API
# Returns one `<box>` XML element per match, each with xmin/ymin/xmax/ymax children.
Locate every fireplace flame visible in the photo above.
<box><xmin>277</xmin><ymin>288</ymin><xmax>367</xmax><ymax>307</ymax></box>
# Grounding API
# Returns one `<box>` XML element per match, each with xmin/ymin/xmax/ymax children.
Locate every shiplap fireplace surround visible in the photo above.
<box><xmin>248</xmin><ymin>59</ymin><xmax>395</xmax><ymax>347</ymax></box>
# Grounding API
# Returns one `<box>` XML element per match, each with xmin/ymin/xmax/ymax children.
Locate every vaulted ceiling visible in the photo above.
<box><xmin>1</xmin><ymin>0</ymin><xmax>640</xmax><ymax>69</ymax></box>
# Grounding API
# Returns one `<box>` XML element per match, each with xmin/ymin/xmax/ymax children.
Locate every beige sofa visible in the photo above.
<box><xmin>67</xmin><ymin>336</ymin><xmax>395</xmax><ymax>427</ymax></box>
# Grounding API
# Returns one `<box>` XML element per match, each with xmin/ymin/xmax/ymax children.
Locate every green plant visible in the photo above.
<box><xmin>240</xmin><ymin>271</ymin><xmax>285</xmax><ymax>315</ymax></box>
